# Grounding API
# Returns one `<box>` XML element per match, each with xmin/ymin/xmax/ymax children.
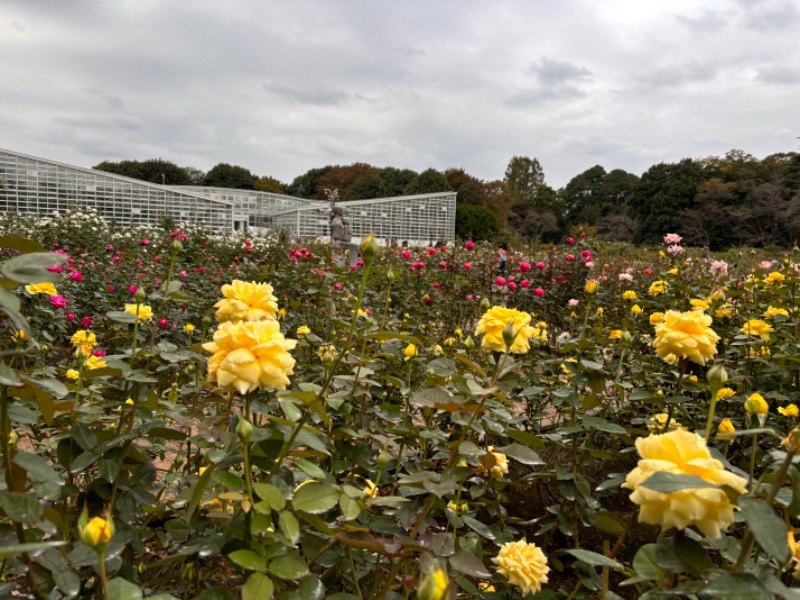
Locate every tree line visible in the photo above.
<box><xmin>94</xmin><ymin>149</ymin><xmax>800</xmax><ymax>248</ymax></box>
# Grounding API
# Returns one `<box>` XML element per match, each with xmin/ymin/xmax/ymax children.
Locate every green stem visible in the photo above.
<box><xmin>748</xmin><ymin>434</ymin><xmax>758</xmax><ymax>489</ymax></box>
<box><xmin>704</xmin><ymin>389</ymin><xmax>720</xmax><ymax>443</ymax></box>
<box><xmin>98</xmin><ymin>552</ymin><xmax>110</xmax><ymax>600</ymax></box>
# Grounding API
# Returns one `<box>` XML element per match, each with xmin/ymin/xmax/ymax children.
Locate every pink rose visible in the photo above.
<box><xmin>50</xmin><ymin>295</ymin><xmax>67</xmax><ymax>309</ymax></box>
<box><xmin>533</xmin><ymin>288</ymin><xmax>545</xmax><ymax>297</ymax></box>
<box><xmin>465</xmin><ymin>241</ymin><xmax>475</xmax><ymax>250</ymax></box>
<box><xmin>81</xmin><ymin>317</ymin><xmax>93</xmax><ymax>327</ymax></box>
<box><xmin>71</xmin><ymin>271</ymin><xmax>83</xmax><ymax>282</ymax></box>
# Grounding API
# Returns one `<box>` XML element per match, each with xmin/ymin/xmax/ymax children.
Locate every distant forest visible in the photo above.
<box><xmin>94</xmin><ymin>149</ymin><xmax>800</xmax><ymax>248</ymax></box>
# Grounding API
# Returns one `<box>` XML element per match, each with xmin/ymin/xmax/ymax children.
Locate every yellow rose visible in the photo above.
<box><xmin>213</xmin><ymin>280</ymin><xmax>278</xmax><ymax>322</ymax></box>
<box><xmin>296</xmin><ymin>325</ymin><xmax>311</xmax><ymax>337</ymax></box>
<box><xmin>779</xmin><ymin>404</ymin><xmax>799</xmax><ymax>417</ymax></box>
<box><xmin>690</xmin><ymin>298</ymin><xmax>709</xmax><ymax>311</ymax></box>
<box><xmin>715</xmin><ymin>304</ymin><xmax>734</xmax><ymax>319</ymax></box>
<box><xmin>418</xmin><ymin>568</ymin><xmax>448</xmax><ymax>600</ymax></box>
<box><xmin>653</xmin><ymin>310</ymin><xmax>719</xmax><ymax>366</ymax></box>
<box><xmin>184</xmin><ymin>323</ymin><xmax>195</xmax><ymax>332</ymax></box>
<box><xmin>278</xmin><ymin>308</ymin><xmax>287</xmax><ymax>317</ymax></box>
<box><xmin>80</xmin><ymin>516</ymin><xmax>114</xmax><ymax>548</ymax></box>
<box><xmin>454</xmin><ymin>328</ymin><xmax>463</xmax><ymax>337</ymax></box>
<box><xmin>25</xmin><ymin>282</ymin><xmax>58</xmax><ymax>296</ymax></box>
<box><xmin>623</xmin><ymin>429</ymin><xmax>748</xmax><ymax>538</ymax></box>
<box><xmin>716</xmin><ymin>387</ymin><xmax>736</xmax><ymax>400</ymax></box>
<box><xmin>596</xmin><ymin>307</ymin><xmax>604</xmax><ymax>315</ymax></box>
<box><xmin>609</xmin><ymin>330</ymin><xmax>623</xmax><ymax>340</ymax></box>
<box><xmin>84</xmin><ymin>356</ymin><xmax>107</xmax><ymax>370</ymax></box>
<box><xmin>623</xmin><ymin>290</ymin><xmax>637</xmax><ymax>301</ymax></box>
<box><xmin>648</xmin><ymin>281</ymin><xmax>668</xmax><ymax>297</ymax></box>
<box><xmin>668</xmin><ymin>268</ymin><xmax>679</xmax><ymax>276</ymax></box>
<box><xmin>11</xmin><ymin>329</ymin><xmax>26</xmax><ymax>343</ymax></box>
<box><xmin>744</xmin><ymin>392</ymin><xmax>768</xmax><ymax>415</ymax></box>
<box><xmin>492</xmin><ymin>540</ymin><xmax>549</xmax><ymax>596</ymax></box>
<box><xmin>648</xmin><ymin>412</ymin><xmax>681</xmax><ymax>433</ymax></box>
<box><xmin>631</xmin><ymin>305</ymin><xmax>642</xmax><ymax>315</ymax></box>
<box><xmin>475</xmin><ymin>306</ymin><xmax>535</xmax><ymax>354</ymax></box>
<box><xmin>764</xmin><ymin>306</ymin><xmax>789</xmax><ymax>319</ymax></box>
<box><xmin>765</xmin><ymin>271</ymin><xmax>785</xmax><ymax>286</ymax></box>
<box><xmin>650</xmin><ymin>312</ymin><xmax>665</xmax><ymax>325</ymax></box>
<box><xmin>478</xmin><ymin>447</ymin><xmax>509</xmax><ymax>479</ymax></box>
<box><xmin>70</xmin><ymin>330</ymin><xmax>97</xmax><ymax>348</ymax></box>
<box><xmin>585</xmin><ymin>279</ymin><xmax>598</xmax><ymax>294</ymax></box>
<box><xmin>741</xmin><ymin>319</ymin><xmax>773</xmax><ymax>341</ymax></box>
<box><xmin>66</xmin><ymin>369</ymin><xmax>80</xmax><ymax>380</ymax></box>
<box><xmin>203</xmin><ymin>320</ymin><xmax>297</xmax><ymax>394</ymax></box>
<box><xmin>361</xmin><ymin>479</ymin><xmax>378</xmax><ymax>500</ymax></box>
<box><xmin>718</xmin><ymin>417</ymin><xmax>735</xmax><ymax>434</ymax></box>
<box><xmin>124</xmin><ymin>304</ymin><xmax>153</xmax><ymax>322</ymax></box>
<box><xmin>403</xmin><ymin>343</ymin><xmax>418</xmax><ymax>359</ymax></box>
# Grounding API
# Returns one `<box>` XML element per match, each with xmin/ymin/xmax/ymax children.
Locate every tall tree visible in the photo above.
<box><xmin>254</xmin><ymin>176</ymin><xmax>286</xmax><ymax>194</ymax></box>
<box><xmin>503</xmin><ymin>156</ymin><xmax>545</xmax><ymax>206</ymax></box>
<box><xmin>403</xmin><ymin>169</ymin><xmax>452</xmax><ymax>195</ymax></box>
<box><xmin>286</xmin><ymin>166</ymin><xmax>334</xmax><ymax>198</ymax></box>
<box><xmin>564</xmin><ymin>165</ymin><xmax>606</xmax><ymax>225</ymax></box>
<box><xmin>377</xmin><ymin>167</ymin><xmax>418</xmax><ymax>197</ymax></box>
<box><xmin>202</xmin><ymin>163</ymin><xmax>256</xmax><ymax>189</ymax></box>
<box><xmin>93</xmin><ymin>159</ymin><xmax>191</xmax><ymax>185</ymax></box>
<box><xmin>315</xmin><ymin>163</ymin><xmax>378</xmax><ymax>200</ymax></box>
<box><xmin>344</xmin><ymin>173</ymin><xmax>385</xmax><ymax>200</ymax></box>
<box><xmin>455</xmin><ymin>205</ymin><xmax>499</xmax><ymax>241</ymax></box>
<box><xmin>444</xmin><ymin>168</ymin><xmax>486</xmax><ymax>206</ymax></box>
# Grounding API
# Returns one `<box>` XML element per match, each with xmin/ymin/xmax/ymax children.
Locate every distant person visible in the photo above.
<box><xmin>497</xmin><ymin>242</ymin><xmax>508</xmax><ymax>273</ymax></box>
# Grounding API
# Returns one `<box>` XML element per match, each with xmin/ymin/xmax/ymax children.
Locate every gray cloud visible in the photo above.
<box><xmin>674</xmin><ymin>9</ymin><xmax>730</xmax><ymax>33</ymax></box>
<box><xmin>531</xmin><ymin>56</ymin><xmax>594</xmax><ymax>86</ymax></box>
<box><xmin>263</xmin><ymin>81</ymin><xmax>350</xmax><ymax>106</ymax></box>
<box><xmin>756</xmin><ymin>65</ymin><xmax>800</xmax><ymax>85</ymax></box>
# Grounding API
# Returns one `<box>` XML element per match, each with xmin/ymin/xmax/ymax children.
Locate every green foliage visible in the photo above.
<box><xmin>202</xmin><ymin>163</ymin><xmax>256</xmax><ymax>189</ymax></box>
<box><xmin>455</xmin><ymin>204</ymin><xmax>499</xmax><ymax>241</ymax></box>
<box><xmin>93</xmin><ymin>159</ymin><xmax>192</xmax><ymax>185</ymax></box>
<box><xmin>403</xmin><ymin>168</ymin><xmax>452</xmax><ymax>196</ymax></box>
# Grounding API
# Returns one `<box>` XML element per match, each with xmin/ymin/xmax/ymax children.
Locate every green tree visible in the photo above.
<box><xmin>564</xmin><ymin>165</ymin><xmax>606</xmax><ymax>225</ymax></box>
<box><xmin>455</xmin><ymin>204</ymin><xmax>499</xmax><ymax>241</ymax></box>
<box><xmin>403</xmin><ymin>168</ymin><xmax>452</xmax><ymax>195</ymax></box>
<box><xmin>504</xmin><ymin>156</ymin><xmax>545</xmax><ymax>206</ymax></box>
<box><xmin>202</xmin><ymin>163</ymin><xmax>256</xmax><ymax>189</ymax></box>
<box><xmin>286</xmin><ymin>166</ymin><xmax>334</xmax><ymax>198</ymax></box>
<box><xmin>444</xmin><ymin>168</ymin><xmax>486</xmax><ymax>205</ymax></box>
<box><xmin>93</xmin><ymin>158</ymin><xmax>191</xmax><ymax>185</ymax></box>
<box><xmin>254</xmin><ymin>176</ymin><xmax>287</xmax><ymax>194</ymax></box>
<box><xmin>629</xmin><ymin>159</ymin><xmax>705</xmax><ymax>244</ymax></box>
<box><xmin>344</xmin><ymin>173</ymin><xmax>385</xmax><ymax>200</ymax></box>
<box><xmin>316</xmin><ymin>163</ymin><xmax>378</xmax><ymax>200</ymax></box>
<box><xmin>377</xmin><ymin>167</ymin><xmax>418</xmax><ymax>197</ymax></box>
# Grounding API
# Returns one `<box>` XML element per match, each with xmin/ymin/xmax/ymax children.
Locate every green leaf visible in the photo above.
<box><xmin>2</xmin><ymin>252</ymin><xmax>66</xmax><ymax>284</ymax></box>
<box><xmin>106</xmin><ymin>311</ymin><xmax>140</xmax><ymax>324</ymax></box>
<box><xmin>298</xmin><ymin>575</ymin><xmax>325</xmax><ymax>600</ymax></box>
<box><xmin>639</xmin><ymin>472</ymin><xmax>719</xmax><ymax>493</ymax></box>
<box><xmin>504</xmin><ymin>428</ymin><xmax>545</xmax><ymax>448</ymax></box>
<box><xmin>279</xmin><ymin>511</ymin><xmax>300</xmax><ymax>545</ymax></box>
<box><xmin>621</xmin><ymin>544</ymin><xmax>662</xmax><ymax>586</ymax></box>
<box><xmin>253</xmin><ymin>483</ymin><xmax>285</xmax><ymax>511</ymax></box>
<box><xmin>583</xmin><ymin>416</ymin><xmax>628</xmax><ymax>435</ymax></box>
<box><xmin>703</xmin><ymin>572</ymin><xmax>771</xmax><ymax>600</ymax></box>
<box><xmin>148</xmin><ymin>427</ymin><xmax>186</xmax><ymax>441</ymax></box>
<box><xmin>497</xmin><ymin>443</ymin><xmax>543</xmax><ymax>465</ymax></box>
<box><xmin>186</xmin><ymin>463</ymin><xmax>216</xmax><ymax>521</ymax></box>
<box><xmin>0</xmin><ymin>541</ymin><xmax>66</xmax><ymax>559</ymax></box>
<box><xmin>449</xmin><ymin>550</ymin><xmax>491</xmax><ymax>578</ymax></box>
<box><xmin>0</xmin><ymin>235</ymin><xmax>45</xmax><ymax>254</ymax></box>
<box><xmin>0</xmin><ymin>492</ymin><xmax>44</xmax><ymax>522</ymax></box>
<box><xmin>228</xmin><ymin>549</ymin><xmax>267</xmax><ymax>572</ymax></box>
<box><xmin>242</xmin><ymin>573</ymin><xmax>274</xmax><ymax>600</ymax></box>
<box><xmin>71</xmin><ymin>424</ymin><xmax>97</xmax><ymax>452</ymax></box>
<box><xmin>213</xmin><ymin>471</ymin><xmax>245</xmax><ymax>491</ymax></box>
<box><xmin>789</xmin><ymin>466</ymin><xmax>800</xmax><ymax>518</ymax></box>
<box><xmin>461</xmin><ymin>516</ymin><xmax>495</xmax><ymax>541</ymax></box>
<box><xmin>268</xmin><ymin>551</ymin><xmax>309</xmax><ymax>580</ymax></box>
<box><xmin>739</xmin><ymin>496</ymin><xmax>791</xmax><ymax>563</ymax></box>
<box><xmin>106</xmin><ymin>577</ymin><xmax>143</xmax><ymax>600</ymax></box>
<box><xmin>566</xmin><ymin>549</ymin><xmax>623</xmax><ymax>570</ymax></box>
<box><xmin>292</xmin><ymin>482</ymin><xmax>339</xmax><ymax>514</ymax></box>
<box><xmin>12</xmin><ymin>452</ymin><xmax>62</xmax><ymax>484</ymax></box>
<box><xmin>0</xmin><ymin>364</ymin><xmax>23</xmax><ymax>387</ymax></box>
<box><xmin>654</xmin><ymin>535</ymin><xmax>711</xmax><ymax>575</ymax></box>
<box><xmin>81</xmin><ymin>367</ymin><xmax>123</xmax><ymax>380</ymax></box>
<box><xmin>339</xmin><ymin>493</ymin><xmax>361</xmax><ymax>521</ymax></box>
<box><xmin>0</xmin><ymin>286</ymin><xmax>20</xmax><ymax>313</ymax></box>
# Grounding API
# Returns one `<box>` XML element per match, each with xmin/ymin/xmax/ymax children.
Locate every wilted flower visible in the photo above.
<box><xmin>492</xmin><ymin>540</ymin><xmax>549</xmax><ymax>596</ymax></box>
<box><xmin>203</xmin><ymin>320</ymin><xmax>297</xmax><ymax>394</ymax></box>
<box><xmin>623</xmin><ymin>429</ymin><xmax>748</xmax><ymax>538</ymax></box>
<box><xmin>214</xmin><ymin>280</ymin><xmax>278</xmax><ymax>322</ymax></box>
<box><xmin>653</xmin><ymin>310</ymin><xmax>720</xmax><ymax>366</ymax></box>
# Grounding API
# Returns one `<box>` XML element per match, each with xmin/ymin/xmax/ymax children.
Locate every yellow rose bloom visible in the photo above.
<box><xmin>596</xmin><ymin>307</ymin><xmax>604</xmax><ymax>315</ymax></box>
<box><xmin>623</xmin><ymin>429</ymin><xmax>748</xmax><ymax>538</ymax></box>
<box><xmin>715</xmin><ymin>304</ymin><xmax>734</xmax><ymax>319</ymax></box>
<box><xmin>690</xmin><ymin>298</ymin><xmax>709</xmax><ymax>311</ymax></box>
<box><xmin>455</xmin><ymin>328</ymin><xmax>463</xmax><ymax>337</ymax></box>
<box><xmin>491</xmin><ymin>540</ymin><xmax>550</xmax><ymax>596</ymax></box>
<box><xmin>81</xmin><ymin>516</ymin><xmax>114</xmax><ymax>547</ymax></box>
<box><xmin>478</xmin><ymin>582</ymin><xmax>496</xmax><ymax>593</ymax></box>
<box><xmin>475</xmin><ymin>306</ymin><xmax>535</xmax><ymax>354</ymax></box>
<box><xmin>70</xmin><ymin>330</ymin><xmax>97</xmax><ymax>348</ymax></box>
<box><xmin>84</xmin><ymin>356</ymin><xmax>107</xmax><ymax>370</ymax></box>
<box><xmin>213</xmin><ymin>280</ymin><xmax>278</xmax><ymax>322</ymax></box>
<box><xmin>296</xmin><ymin>325</ymin><xmax>311</xmax><ymax>337</ymax></box>
<box><xmin>765</xmin><ymin>271</ymin><xmax>785</xmax><ymax>286</ymax></box>
<box><xmin>66</xmin><ymin>369</ymin><xmax>80</xmax><ymax>380</ymax></box>
<box><xmin>433</xmin><ymin>344</ymin><xmax>443</xmax><ymax>355</ymax></box>
<box><xmin>530</xmin><ymin>324</ymin><xmax>547</xmax><ymax>342</ymax></box>
<box><xmin>631</xmin><ymin>304</ymin><xmax>643</xmax><ymax>315</ymax></box>
<box><xmin>718</xmin><ymin>418</ymin><xmax>735</xmax><ymax>434</ymax></box>
<box><xmin>653</xmin><ymin>310</ymin><xmax>720</xmax><ymax>366</ymax></box>
<box><xmin>361</xmin><ymin>479</ymin><xmax>378</xmax><ymax>500</ymax></box>
<box><xmin>740</xmin><ymin>319</ymin><xmax>773</xmax><ymax>341</ymax></box>
<box><xmin>623</xmin><ymin>290</ymin><xmax>638</xmax><ymax>301</ymax></box>
<box><xmin>25</xmin><ymin>282</ymin><xmax>58</xmax><ymax>296</ymax></box>
<box><xmin>609</xmin><ymin>330</ymin><xmax>623</xmax><ymax>340</ymax></box>
<box><xmin>744</xmin><ymin>392</ymin><xmax>768</xmax><ymax>415</ymax></box>
<box><xmin>418</xmin><ymin>568</ymin><xmax>448</xmax><ymax>600</ymax></box>
<box><xmin>184</xmin><ymin>323</ymin><xmax>195</xmax><ymax>332</ymax></box>
<box><xmin>403</xmin><ymin>343</ymin><xmax>418</xmax><ymax>359</ymax></box>
<box><xmin>443</xmin><ymin>337</ymin><xmax>456</xmax><ymax>347</ymax></box>
<box><xmin>716</xmin><ymin>387</ymin><xmax>735</xmax><ymax>400</ymax></box>
<box><xmin>648</xmin><ymin>412</ymin><xmax>681</xmax><ymax>433</ymax></box>
<box><xmin>648</xmin><ymin>281</ymin><xmax>668</xmax><ymax>297</ymax></box>
<box><xmin>478</xmin><ymin>447</ymin><xmax>509</xmax><ymax>479</ymax></box>
<box><xmin>779</xmin><ymin>404</ymin><xmax>799</xmax><ymax>417</ymax></box>
<box><xmin>203</xmin><ymin>320</ymin><xmax>297</xmax><ymax>394</ymax></box>
<box><xmin>668</xmin><ymin>268</ymin><xmax>679</xmax><ymax>276</ymax></box>
<box><xmin>650</xmin><ymin>312</ymin><xmax>665</xmax><ymax>326</ymax></box>
<box><xmin>278</xmin><ymin>308</ymin><xmax>286</xmax><ymax>317</ymax></box>
<box><xmin>764</xmin><ymin>306</ymin><xmax>789</xmax><ymax>319</ymax></box>
<box><xmin>585</xmin><ymin>279</ymin><xmax>598</xmax><ymax>294</ymax></box>
<box><xmin>124</xmin><ymin>304</ymin><xmax>153</xmax><ymax>322</ymax></box>
<box><xmin>12</xmin><ymin>330</ymin><xmax>26</xmax><ymax>344</ymax></box>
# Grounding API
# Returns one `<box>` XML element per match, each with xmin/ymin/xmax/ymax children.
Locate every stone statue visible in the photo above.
<box><xmin>330</xmin><ymin>206</ymin><xmax>351</xmax><ymax>249</ymax></box>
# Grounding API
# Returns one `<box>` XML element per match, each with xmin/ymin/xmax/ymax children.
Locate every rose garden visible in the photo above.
<box><xmin>2</xmin><ymin>208</ymin><xmax>800</xmax><ymax>599</ymax></box>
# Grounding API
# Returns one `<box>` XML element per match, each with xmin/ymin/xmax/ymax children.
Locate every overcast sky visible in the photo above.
<box><xmin>2</xmin><ymin>0</ymin><xmax>798</xmax><ymax>188</ymax></box>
